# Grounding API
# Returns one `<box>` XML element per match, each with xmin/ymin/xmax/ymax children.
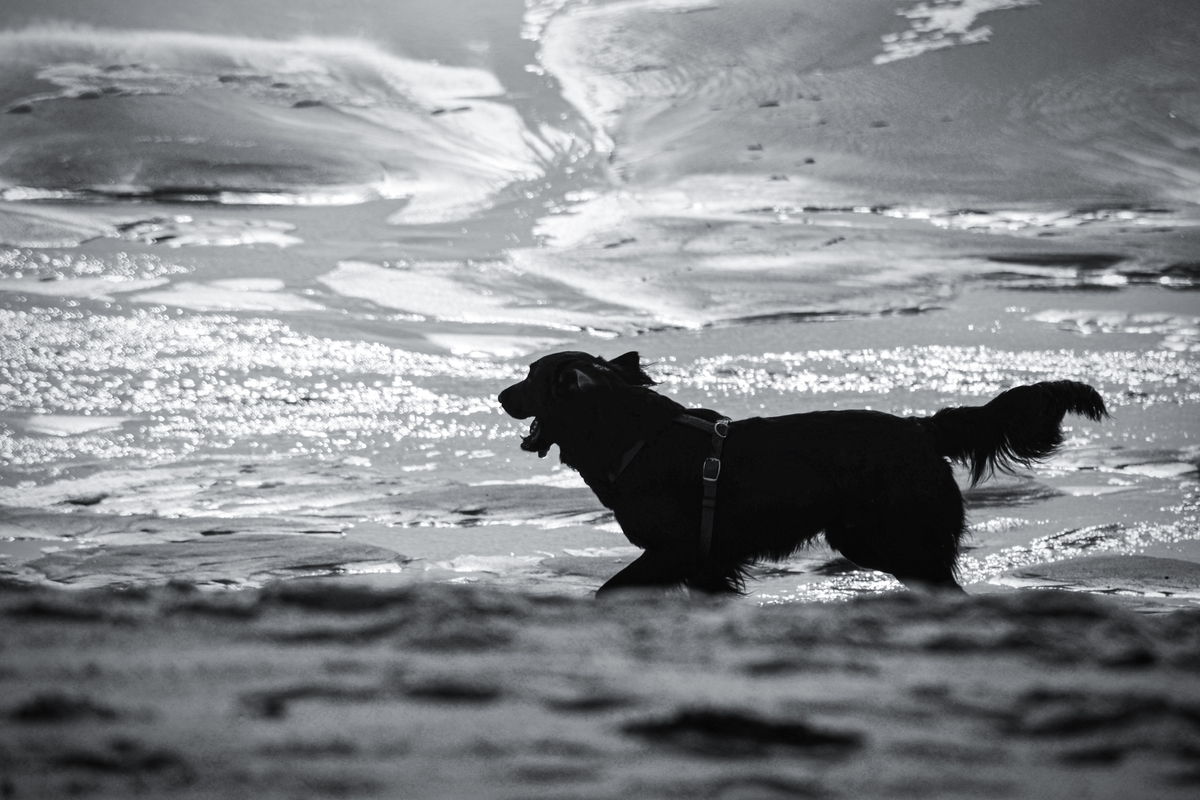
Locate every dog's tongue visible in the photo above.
<box><xmin>522</xmin><ymin>418</ymin><xmax>550</xmax><ymax>458</ymax></box>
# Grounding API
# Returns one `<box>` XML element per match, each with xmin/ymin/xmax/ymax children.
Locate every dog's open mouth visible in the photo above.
<box><xmin>520</xmin><ymin>417</ymin><xmax>550</xmax><ymax>458</ymax></box>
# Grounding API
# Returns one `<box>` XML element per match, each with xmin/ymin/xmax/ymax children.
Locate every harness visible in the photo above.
<box><xmin>606</xmin><ymin>413</ymin><xmax>732</xmax><ymax>558</ymax></box>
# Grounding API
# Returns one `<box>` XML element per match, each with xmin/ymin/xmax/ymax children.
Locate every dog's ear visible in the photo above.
<box><xmin>609</xmin><ymin>351</ymin><xmax>641</xmax><ymax>372</ymax></box>
<box><xmin>554</xmin><ymin>367</ymin><xmax>598</xmax><ymax>398</ymax></box>
<box><xmin>608</xmin><ymin>351</ymin><xmax>656</xmax><ymax>386</ymax></box>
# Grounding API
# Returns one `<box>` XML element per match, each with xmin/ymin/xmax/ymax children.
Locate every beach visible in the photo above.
<box><xmin>4</xmin><ymin>583</ymin><xmax>1200</xmax><ymax>799</ymax></box>
<box><xmin>1</xmin><ymin>0</ymin><xmax>1198</xmax><ymax>795</ymax></box>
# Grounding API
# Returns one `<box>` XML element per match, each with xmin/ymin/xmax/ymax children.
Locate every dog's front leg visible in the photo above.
<box><xmin>596</xmin><ymin>549</ymin><xmax>687</xmax><ymax>597</ymax></box>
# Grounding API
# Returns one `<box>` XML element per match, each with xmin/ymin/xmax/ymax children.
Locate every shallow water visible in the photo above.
<box><xmin>1</xmin><ymin>0</ymin><xmax>1198</xmax><ymax>603</ymax></box>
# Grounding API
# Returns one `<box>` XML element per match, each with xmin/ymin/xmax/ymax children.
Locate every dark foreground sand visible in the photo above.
<box><xmin>3</xmin><ymin>581</ymin><xmax>1198</xmax><ymax>799</ymax></box>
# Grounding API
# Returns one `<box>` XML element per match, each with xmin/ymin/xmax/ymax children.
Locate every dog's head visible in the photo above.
<box><xmin>497</xmin><ymin>351</ymin><xmax>655</xmax><ymax>458</ymax></box>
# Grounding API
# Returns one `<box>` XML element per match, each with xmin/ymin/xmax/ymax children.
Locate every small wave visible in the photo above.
<box><xmin>131</xmin><ymin>279</ymin><xmax>324</xmax><ymax>313</ymax></box>
<box><xmin>742</xmin><ymin>202</ymin><xmax>1200</xmax><ymax>237</ymax></box>
<box><xmin>430</xmin><ymin>554</ymin><xmax>547</xmax><ymax>574</ymax></box>
<box><xmin>321</xmin><ymin>483</ymin><xmax>610</xmax><ymax>529</ymax></box>
<box><xmin>116</xmin><ymin>216</ymin><xmax>301</xmax><ymax>247</ymax></box>
<box><xmin>472</xmin><ymin>470</ymin><xmax>588</xmax><ymax>489</ymax></box>
<box><xmin>20</xmin><ymin>534</ymin><xmax>404</xmax><ymax>590</ymax></box>
<box><xmin>884</xmin><ymin>205</ymin><xmax>1200</xmax><ymax>234</ymax></box>
<box><xmin>996</xmin><ymin>554</ymin><xmax>1200</xmax><ymax>598</ymax></box>
<box><xmin>1029</xmin><ymin>310</ymin><xmax>1200</xmax><ymax>352</ymax></box>
<box><xmin>318</xmin><ymin>260</ymin><xmax>622</xmax><ymax>330</ymax></box>
<box><xmin>875</xmin><ymin>0</ymin><xmax>1041</xmax><ymax>66</ymax></box>
<box><xmin>962</xmin><ymin>512</ymin><xmax>1200</xmax><ymax>585</ymax></box>
<box><xmin>0</xmin><ymin>26</ymin><xmax>572</xmax><ymax>221</ymax></box>
<box><xmin>20</xmin><ymin>415</ymin><xmax>132</xmax><ymax>437</ymax></box>
<box><xmin>0</xmin><ymin>204</ymin><xmax>113</xmax><ymax>247</ymax></box>
<box><xmin>0</xmin><ymin>274</ymin><xmax>169</xmax><ymax>301</ymax></box>
<box><xmin>422</xmin><ymin>333</ymin><xmax>572</xmax><ymax>359</ymax></box>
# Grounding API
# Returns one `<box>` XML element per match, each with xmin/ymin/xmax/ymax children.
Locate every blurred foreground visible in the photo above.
<box><xmin>3</xmin><ymin>582</ymin><xmax>1200</xmax><ymax>799</ymax></box>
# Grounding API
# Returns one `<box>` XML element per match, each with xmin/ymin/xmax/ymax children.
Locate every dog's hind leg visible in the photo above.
<box><xmin>825</xmin><ymin>522</ymin><xmax>966</xmax><ymax>594</ymax></box>
<box><xmin>596</xmin><ymin>549</ymin><xmax>688</xmax><ymax>597</ymax></box>
<box><xmin>888</xmin><ymin>473</ymin><xmax>968</xmax><ymax>594</ymax></box>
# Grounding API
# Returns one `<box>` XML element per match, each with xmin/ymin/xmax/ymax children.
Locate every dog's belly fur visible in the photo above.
<box><xmin>606</xmin><ymin>410</ymin><xmax>964</xmax><ymax>590</ymax></box>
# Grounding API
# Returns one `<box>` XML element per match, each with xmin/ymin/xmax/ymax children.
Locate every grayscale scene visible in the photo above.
<box><xmin>2</xmin><ymin>0</ymin><xmax>1198</xmax><ymax>797</ymax></box>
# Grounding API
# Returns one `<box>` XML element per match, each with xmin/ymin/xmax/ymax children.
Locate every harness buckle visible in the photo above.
<box><xmin>713</xmin><ymin>418</ymin><xmax>730</xmax><ymax>438</ymax></box>
<box><xmin>702</xmin><ymin>457</ymin><xmax>721</xmax><ymax>482</ymax></box>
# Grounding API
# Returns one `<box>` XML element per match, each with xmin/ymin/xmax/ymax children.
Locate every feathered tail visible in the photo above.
<box><xmin>920</xmin><ymin>381</ymin><xmax>1108</xmax><ymax>486</ymax></box>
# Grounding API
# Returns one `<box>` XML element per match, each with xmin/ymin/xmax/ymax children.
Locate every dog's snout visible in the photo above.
<box><xmin>498</xmin><ymin>385</ymin><xmax>515</xmax><ymax>413</ymax></box>
<box><xmin>498</xmin><ymin>383</ymin><xmax>529</xmax><ymax>419</ymax></box>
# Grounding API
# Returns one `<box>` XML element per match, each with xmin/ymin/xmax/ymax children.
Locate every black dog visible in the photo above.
<box><xmin>498</xmin><ymin>351</ymin><xmax>1107</xmax><ymax>595</ymax></box>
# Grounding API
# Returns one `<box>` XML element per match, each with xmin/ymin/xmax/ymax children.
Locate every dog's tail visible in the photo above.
<box><xmin>920</xmin><ymin>381</ymin><xmax>1108</xmax><ymax>487</ymax></box>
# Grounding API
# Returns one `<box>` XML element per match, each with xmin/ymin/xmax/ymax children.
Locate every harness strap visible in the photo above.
<box><xmin>675</xmin><ymin>414</ymin><xmax>731</xmax><ymax>558</ymax></box>
<box><xmin>604</xmin><ymin>413</ymin><xmax>732</xmax><ymax>559</ymax></box>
